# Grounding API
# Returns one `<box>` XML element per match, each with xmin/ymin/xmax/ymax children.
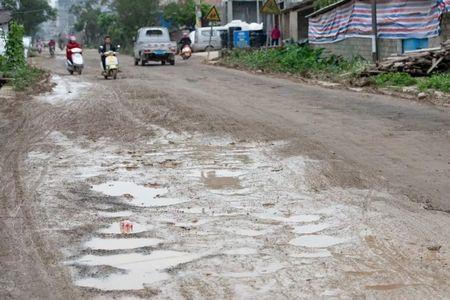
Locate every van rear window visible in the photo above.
<box><xmin>146</xmin><ymin>30</ymin><xmax>163</xmax><ymax>36</ymax></box>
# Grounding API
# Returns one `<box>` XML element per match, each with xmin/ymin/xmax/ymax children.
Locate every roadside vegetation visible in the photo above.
<box><xmin>0</xmin><ymin>21</ymin><xmax>44</xmax><ymax>91</ymax></box>
<box><xmin>222</xmin><ymin>45</ymin><xmax>366</xmax><ymax>79</ymax></box>
<box><xmin>222</xmin><ymin>46</ymin><xmax>450</xmax><ymax>99</ymax></box>
<box><xmin>372</xmin><ymin>72</ymin><xmax>450</xmax><ymax>93</ymax></box>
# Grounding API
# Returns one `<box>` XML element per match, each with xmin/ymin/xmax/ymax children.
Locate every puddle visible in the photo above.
<box><xmin>98</xmin><ymin>221</ymin><xmax>154</xmax><ymax>234</ymax></box>
<box><xmin>293</xmin><ymin>223</ymin><xmax>330</xmax><ymax>234</ymax></box>
<box><xmin>74</xmin><ymin>251</ymin><xmax>198</xmax><ymax>290</ymax></box>
<box><xmin>289</xmin><ymin>235</ymin><xmax>346</xmax><ymax>248</ymax></box>
<box><xmin>223</xmin><ymin>248</ymin><xmax>258</xmax><ymax>255</ymax></box>
<box><xmin>97</xmin><ymin>210</ymin><xmax>133</xmax><ymax>218</ymax></box>
<box><xmin>201</xmin><ymin>170</ymin><xmax>242</xmax><ymax>190</ymax></box>
<box><xmin>255</xmin><ymin>213</ymin><xmax>321</xmax><ymax>223</ymax></box>
<box><xmin>92</xmin><ymin>181</ymin><xmax>188</xmax><ymax>207</ymax></box>
<box><xmin>84</xmin><ymin>238</ymin><xmax>163</xmax><ymax>250</ymax></box>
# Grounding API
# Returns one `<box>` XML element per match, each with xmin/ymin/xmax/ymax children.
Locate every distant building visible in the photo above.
<box><xmin>0</xmin><ymin>9</ymin><xmax>12</xmax><ymax>55</ymax></box>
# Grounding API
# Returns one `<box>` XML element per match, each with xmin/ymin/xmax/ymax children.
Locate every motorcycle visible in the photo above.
<box><xmin>180</xmin><ymin>44</ymin><xmax>192</xmax><ymax>60</ymax></box>
<box><xmin>49</xmin><ymin>45</ymin><xmax>55</xmax><ymax>57</ymax></box>
<box><xmin>102</xmin><ymin>49</ymin><xmax>119</xmax><ymax>80</ymax></box>
<box><xmin>67</xmin><ymin>48</ymin><xmax>84</xmax><ymax>75</ymax></box>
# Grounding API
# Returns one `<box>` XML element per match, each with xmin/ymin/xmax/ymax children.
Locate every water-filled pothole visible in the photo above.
<box><xmin>74</xmin><ymin>251</ymin><xmax>197</xmax><ymax>290</ymax></box>
<box><xmin>92</xmin><ymin>181</ymin><xmax>188</xmax><ymax>207</ymax></box>
<box><xmin>98</xmin><ymin>221</ymin><xmax>154</xmax><ymax>234</ymax></box>
<box><xmin>84</xmin><ymin>237</ymin><xmax>163</xmax><ymax>250</ymax></box>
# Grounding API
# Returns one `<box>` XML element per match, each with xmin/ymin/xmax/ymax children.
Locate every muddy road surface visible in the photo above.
<box><xmin>1</xmin><ymin>49</ymin><xmax>450</xmax><ymax>299</ymax></box>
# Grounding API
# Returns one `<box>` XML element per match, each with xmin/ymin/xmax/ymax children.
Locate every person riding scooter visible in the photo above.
<box><xmin>179</xmin><ymin>33</ymin><xmax>192</xmax><ymax>50</ymax></box>
<box><xmin>66</xmin><ymin>36</ymin><xmax>81</xmax><ymax>64</ymax></box>
<box><xmin>48</xmin><ymin>39</ymin><xmax>56</xmax><ymax>57</ymax></box>
<box><xmin>99</xmin><ymin>35</ymin><xmax>118</xmax><ymax>73</ymax></box>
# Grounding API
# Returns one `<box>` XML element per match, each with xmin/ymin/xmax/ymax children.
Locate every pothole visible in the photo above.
<box><xmin>74</xmin><ymin>251</ymin><xmax>198</xmax><ymax>290</ymax></box>
<box><xmin>201</xmin><ymin>170</ymin><xmax>242</xmax><ymax>190</ymax></box>
<box><xmin>98</xmin><ymin>221</ymin><xmax>154</xmax><ymax>234</ymax></box>
<box><xmin>92</xmin><ymin>181</ymin><xmax>188</xmax><ymax>207</ymax></box>
<box><xmin>84</xmin><ymin>237</ymin><xmax>163</xmax><ymax>250</ymax></box>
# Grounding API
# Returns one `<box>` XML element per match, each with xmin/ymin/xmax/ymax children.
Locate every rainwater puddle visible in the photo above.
<box><xmin>290</xmin><ymin>235</ymin><xmax>346</xmax><ymax>248</ymax></box>
<box><xmin>74</xmin><ymin>251</ymin><xmax>197</xmax><ymax>290</ymax></box>
<box><xmin>98</xmin><ymin>221</ymin><xmax>154</xmax><ymax>234</ymax></box>
<box><xmin>255</xmin><ymin>213</ymin><xmax>321</xmax><ymax>223</ymax></box>
<box><xmin>293</xmin><ymin>223</ymin><xmax>330</xmax><ymax>234</ymax></box>
<box><xmin>201</xmin><ymin>170</ymin><xmax>243</xmax><ymax>190</ymax></box>
<box><xmin>97</xmin><ymin>210</ymin><xmax>133</xmax><ymax>218</ymax></box>
<box><xmin>223</xmin><ymin>247</ymin><xmax>258</xmax><ymax>255</ymax></box>
<box><xmin>92</xmin><ymin>181</ymin><xmax>188</xmax><ymax>207</ymax></box>
<box><xmin>84</xmin><ymin>238</ymin><xmax>163</xmax><ymax>250</ymax></box>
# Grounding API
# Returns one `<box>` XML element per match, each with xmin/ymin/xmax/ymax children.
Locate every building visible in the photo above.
<box><xmin>280</xmin><ymin>0</ymin><xmax>313</xmax><ymax>41</ymax></box>
<box><xmin>304</xmin><ymin>0</ymin><xmax>450</xmax><ymax>61</ymax></box>
<box><xmin>0</xmin><ymin>9</ymin><xmax>12</xmax><ymax>55</ymax></box>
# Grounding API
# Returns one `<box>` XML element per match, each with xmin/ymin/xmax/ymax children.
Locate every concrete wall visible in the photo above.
<box><xmin>312</xmin><ymin>37</ymin><xmax>401</xmax><ymax>61</ymax></box>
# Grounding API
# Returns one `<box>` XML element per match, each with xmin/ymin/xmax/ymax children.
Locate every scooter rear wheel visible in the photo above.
<box><xmin>112</xmin><ymin>69</ymin><xmax>118</xmax><ymax>80</ymax></box>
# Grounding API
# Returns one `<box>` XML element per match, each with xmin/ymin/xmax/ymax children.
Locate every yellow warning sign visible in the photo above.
<box><xmin>205</xmin><ymin>6</ymin><xmax>221</xmax><ymax>22</ymax></box>
<box><xmin>261</xmin><ymin>0</ymin><xmax>281</xmax><ymax>14</ymax></box>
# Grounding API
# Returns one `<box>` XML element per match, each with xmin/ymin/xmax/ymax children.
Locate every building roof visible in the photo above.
<box><xmin>283</xmin><ymin>0</ymin><xmax>314</xmax><ymax>12</ymax></box>
<box><xmin>306</xmin><ymin>0</ymin><xmax>351</xmax><ymax>18</ymax></box>
<box><xmin>0</xmin><ymin>10</ymin><xmax>12</xmax><ymax>24</ymax></box>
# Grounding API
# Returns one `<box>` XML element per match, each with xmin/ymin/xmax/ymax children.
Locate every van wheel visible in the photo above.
<box><xmin>161</xmin><ymin>60</ymin><xmax>166</xmax><ymax>65</ymax></box>
<box><xmin>134</xmin><ymin>59</ymin><xmax>139</xmax><ymax>66</ymax></box>
<box><xmin>170</xmin><ymin>59</ymin><xmax>175</xmax><ymax>65</ymax></box>
<box><xmin>141</xmin><ymin>60</ymin><xmax>146</xmax><ymax>66</ymax></box>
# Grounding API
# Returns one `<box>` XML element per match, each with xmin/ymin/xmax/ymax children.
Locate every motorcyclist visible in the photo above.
<box><xmin>66</xmin><ymin>36</ymin><xmax>81</xmax><ymax>64</ymax></box>
<box><xmin>99</xmin><ymin>35</ymin><xmax>117</xmax><ymax>72</ymax></box>
<box><xmin>48</xmin><ymin>39</ymin><xmax>56</xmax><ymax>55</ymax></box>
<box><xmin>179</xmin><ymin>33</ymin><xmax>192</xmax><ymax>50</ymax></box>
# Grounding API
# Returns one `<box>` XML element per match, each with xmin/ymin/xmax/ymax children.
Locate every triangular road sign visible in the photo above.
<box><xmin>205</xmin><ymin>6</ymin><xmax>221</xmax><ymax>22</ymax></box>
<box><xmin>261</xmin><ymin>0</ymin><xmax>281</xmax><ymax>14</ymax></box>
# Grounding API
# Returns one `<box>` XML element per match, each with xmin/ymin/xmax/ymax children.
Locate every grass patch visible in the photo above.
<box><xmin>9</xmin><ymin>66</ymin><xmax>45</xmax><ymax>91</ymax></box>
<box><xmin>418</xmin><ymin>73</ymin><xmax>450</xmax><ymax>93</ymax></box>
<box><xmin>373</xmin><ymin>72</ymin><xmax>417</xmax><ymax>87</ymax></box>
<box><xmin>222</xmin><ymin>45</ymin><xmax>367</xmax><ymax>79</ymax></box>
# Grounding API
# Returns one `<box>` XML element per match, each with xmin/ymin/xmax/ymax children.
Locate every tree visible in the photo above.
<box><xmin>1</xmin><ymin>0</ymin><xmax>57</xmax><ymax>36</ymax></box>
<box><xmin>70</xmin><ymin>0</ymin><xmax>103</xmax><ymax>45</ymax></box>
<box><xmin>163</xmin><ymin>0</ymin><xmax>210</xmax><ymax>28</ymax></box>
<box><xmin>110</xmin><ymin>0</ymin><xmax>159</xmax><ymax>47</ymax></box>
<box><xmin>5</xmin><ymin>21</ymin><xmax>25</xmax><ymax>70</ymax></box>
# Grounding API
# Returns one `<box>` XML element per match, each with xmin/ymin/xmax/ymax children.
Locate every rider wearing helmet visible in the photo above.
<box><xmin>66</xmin><ymin>36</ymin><xmax>81</xmax><ymax>63</ymax></box>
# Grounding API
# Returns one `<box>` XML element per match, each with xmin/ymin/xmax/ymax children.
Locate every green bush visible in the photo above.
<box><xmin>5</xmin><ymin>21</ymin><xmax>26</xmax><ymax>71</ymax></box>
<box><xmin>223</xmin><ymin>45</ymin><xmax>366</xmax><ymax>77</ymax></box>
<box><xmin>418</xmin><ymin>73</ymin><xmax>450</xmax><ymax>93</ymax></box>
<box><xmin>373</xmin><ymin>72</ymin><xmax>417</xmax><ymax>87</ymax></box>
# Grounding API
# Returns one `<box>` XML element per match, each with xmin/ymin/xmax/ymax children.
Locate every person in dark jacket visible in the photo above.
<box><xmin>98</xmin><ymin>35</ymin><xmax>117</xmax><ymax>71</ymax></box>
<box><xmin>179</xmin><ymin>33</ymin><xmax>192</xmax><ymax>49</ymax></box>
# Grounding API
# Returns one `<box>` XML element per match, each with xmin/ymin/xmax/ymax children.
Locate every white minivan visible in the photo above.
<box><xmin>191</xmin><ymin>26</ymin><xmax>227</xmax><ymax>52</ymax></box>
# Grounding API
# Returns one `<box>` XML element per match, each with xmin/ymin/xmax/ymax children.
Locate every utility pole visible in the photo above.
<box><xmin>195</xmin><ymin>0</ymin><xmax>202</xmax><ymax>29</ymax></box>
<box><xmin>371</xmin><ymin>0</ymin><xmax>379</xmax><ymax>63</ymax></box>
<box><xmin>256</xmin><ymin>0</ymin><xmax>260</xmax><ymax>23</ymax></box>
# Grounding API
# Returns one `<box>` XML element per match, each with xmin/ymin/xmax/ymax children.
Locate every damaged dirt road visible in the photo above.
<box><xmin>1</xmin><ymin>49</ymin><xmax>450</xmax><ymax>299</ymax></box>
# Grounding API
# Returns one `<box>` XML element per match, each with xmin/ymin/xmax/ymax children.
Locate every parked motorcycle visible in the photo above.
<box><xmin>180</xmin><ymin>44</ymin><xmax>192</xmax><ymax>60</ymax></box>
<box><xmin>67</xmin><ymin>48</ymin><xmax>84</xmax><ymax>75</ymax></box>
<box><xmin>102</xmin><ymin>50</ymin><xmax>119</xmax><ymax>80</ymax></box>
